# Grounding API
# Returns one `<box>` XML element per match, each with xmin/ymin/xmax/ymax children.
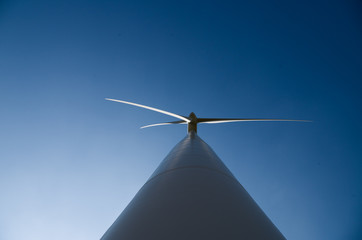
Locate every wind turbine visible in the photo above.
<box><xmin>101</xmin><ymin>98</ymin><xmax>310</xmax><ymax>240</ymax></box>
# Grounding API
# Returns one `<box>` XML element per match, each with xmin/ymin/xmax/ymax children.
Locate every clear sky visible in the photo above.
<box><xmin>0</xmin><ymin>0</ymin><xmax>361</xmax><ymax>239</ymax></box>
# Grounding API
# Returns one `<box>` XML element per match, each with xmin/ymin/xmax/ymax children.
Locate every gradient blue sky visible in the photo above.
<box><xmin>0</xmin><ymin>1</ymin><xmax>361</xmax><ymax>239</ymax></box>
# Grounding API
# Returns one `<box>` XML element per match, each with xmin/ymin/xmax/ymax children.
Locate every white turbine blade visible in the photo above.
<box><xmin>199</xmin><ymin>119</ymin><xmax>312</xmax><ymax>124</ymax></box>
<box><xmin>141</xmin><ymin>121</ymin><xmax>187</xmax><ymax>129</ymax></box>
<box><xmin>105</xmin><ymin>98</ymin><xmax>190</xmax><ymax>122</ymax></box>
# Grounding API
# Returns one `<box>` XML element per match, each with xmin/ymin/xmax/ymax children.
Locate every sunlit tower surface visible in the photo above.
<box><xmin>101</xmin><ymin>99</ymin><xmax>310</xmax><ymax>240</ymax></box>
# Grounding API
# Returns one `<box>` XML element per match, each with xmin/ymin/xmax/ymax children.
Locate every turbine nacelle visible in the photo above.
<box><xmin>188</xmin><ymin>112</ymin><xmax>198</xmax><ymax>133</ymax></box>
<box><xmin>105</xmin><ymin>98</ymin><xmax>311</xmax><ymax>133</ymax></box>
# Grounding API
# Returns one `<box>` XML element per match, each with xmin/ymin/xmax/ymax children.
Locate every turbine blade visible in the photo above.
<box><xmin>141</xmin><ymin>120</ymin><xmax>187</xmax><ymax>129</ymax></box>
<box><xmin>105</xmin><ymin>98</ymin><xmax>190</xmax><ymax>122</ymax></box>
<box><xmin>198</xmin><ymin>118</ymin><xmax>312</xmax><ymax>124</ymax></box>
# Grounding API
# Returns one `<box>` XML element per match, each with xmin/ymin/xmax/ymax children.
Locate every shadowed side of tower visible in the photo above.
<box><xmin>101</xmin><ymin>132</ymin><xmax>286</xmax><ymax>240</ymax></box>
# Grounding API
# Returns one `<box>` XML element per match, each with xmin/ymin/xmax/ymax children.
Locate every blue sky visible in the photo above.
<box><xmin>0</xmin><ymin>0</ymin><xmax>361</xmax><ymax>239</ymax></box>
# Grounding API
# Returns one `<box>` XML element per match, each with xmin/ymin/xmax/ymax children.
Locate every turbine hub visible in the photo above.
<box><xmin>188</xmin><ymin>112</ymin><xmax>198</xmax><ymax>133</ymax></box>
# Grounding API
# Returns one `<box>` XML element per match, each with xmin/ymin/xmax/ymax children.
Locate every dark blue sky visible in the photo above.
<box><xmin>1</xmin><ymin>1</ymin><xmax>361</xmax><ymax>239</ymax></box>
